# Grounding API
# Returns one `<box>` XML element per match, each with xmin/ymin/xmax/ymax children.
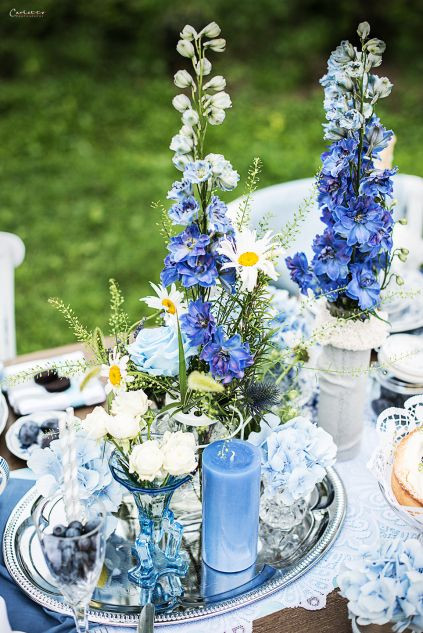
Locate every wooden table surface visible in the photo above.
<box><xmin>0</xmin><ymin>343</ymin><xmax>352</xmax><ymax>633</ymax></box>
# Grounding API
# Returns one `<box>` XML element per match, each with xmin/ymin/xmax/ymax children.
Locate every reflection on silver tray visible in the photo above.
<box><xmin>3</xmin><ymin>467</ymin><xmax>346</xmax><ymax>626</ymax></box>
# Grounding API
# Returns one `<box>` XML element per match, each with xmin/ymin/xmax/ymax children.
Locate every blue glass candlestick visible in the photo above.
<box><xmin>202</xmin><ymin>439</ymin><xmax>261</xmax><ymax>572</ymax></box>
<box><xmin>109</xmin><ymin>452</ymin><xmax>190</xmax><ymax>606</ymax></box>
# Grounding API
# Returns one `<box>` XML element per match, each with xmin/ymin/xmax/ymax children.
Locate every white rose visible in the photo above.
<box><xmin>129</xmin><ymin>441</ymin><xmax>164</xmax><ymax>482</ymax></box>
<box><xmin>162</xmin><ymin>439</ymin><xmax>197</xmax><ymax>477</ymax></box>
<box><xmin>174</xmin><ymin>69</ymin><xmax>193</xmax><ymax>88</ymax></box>
<box><xmin>208</xmin><ymin>108</ymin><xmax>225</xmax><ymax>126</ymax></box>
<box><xmin>182</xmin><ymin>109</ymin><xmax>199</xmax><ymax>127</ymax></box>
<box><xmin>204</xmin><ymin>38</ymin><xmax>226</xmax><ymax>53</ymax></box>
<box><xmin>106</xmin><ymin>413</ymin><xmax>139</xmax><ymax>440</ymax></box>
<box><xmin>111</xmin><ymin>389</ymin><xmax>151</xmax><ymax>420</ymax></box>
<box><xmin>199</xmin><ymin>22</ymin><xmax>221</xmax><ymax>38</ymax></box>
<box><xmin>180</xmin><ymin>25</ymin><xmax>197</xmax><ymax>41</ymax></box>
<box><xmin>162</xmin><ymin>430</ymin><xmax>197</xmax><ymax>453</ymax></box>
<box><xmin>172</xmin><ymin>153</ymin><xmax>192</xmax><ymax>171</ymax></box>
<box><xmin>204</xmin><ymin>75</ymin><xmax>226</xmax><ymax>92</ymax></box>
<box><xmin>83</xmin><ymin>406</ymin><xmax>109</xmax><ymax>440</ymax></box>
<box><xmin>176</xmin><ymin>39</ymin><xmax>195</xmax><ymax>58</ymax></box>
<box><xmin>172</xmin><ymin>94</ymin><xmax>191</xmax><ymax>113</ymax></box>
<box><xmin>209</xmin><ymin>91</ymin><xmax>231</xmax><ymax>110</ymax></box>
<box><xmin>169</xmin><ymin>133</ymin><xmax>193</xmax><ymax>153</ymax></box>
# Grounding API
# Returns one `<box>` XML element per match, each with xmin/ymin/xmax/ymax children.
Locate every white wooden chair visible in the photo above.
<box><xmin>0</xmin><ymin>233</ymin><xmax>25</xmax><ymax>361</ymax></box>
<box><xmin>227</xmin><ymin>173</ymin><xmax>423</xmax><ymax>294</ymax></box>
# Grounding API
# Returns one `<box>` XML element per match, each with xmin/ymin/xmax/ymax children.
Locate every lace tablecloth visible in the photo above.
<box><xmin>92</xmin><ymin>421</ymin><xmax>419</xmax><ymax>633</ymax></box>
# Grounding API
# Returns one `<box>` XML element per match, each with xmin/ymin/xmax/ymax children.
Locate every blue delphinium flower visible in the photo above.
<box><xmin>167</xmin><ymin>178</ymin><xmax>193</xmax><ymax>201</ymax></box>
<box><xmin>184</xmin><ymin>160</ymin><xmax>212</xmax><ymax>184</ymax></box>
<box><xmin>312</xmin><ymin>229</ymin><xmax>351</xmax><ymax>281</ymax></box>
<box><xmin>206</xmin><ymin>195</ymin><xmax>234</xmax><ymax>234</ymax></box>
<box><xmin>167</xmin><ymin>224</ymin><xmax>210</xmax><ymax>262</ymax></box>
<box><xmin>168</xmin><ymin>196</ymin><xmax>200</xmax><ymax>226</ymax></box>
<box><xmin>321</xmin><ymin>138</ymin><xmax>358</xmax><ymax>178</ymax></box>
<box><xmin>346</xmin><ymin>263</ymin><xmax>380</xmax><ymax>310</ymax></box>
<box><xmin>180</xmin><ymin>299</ymin><xmax>216</xmax><ymax>346</ymax></box>
<box><xmin>360</xmin><ymin>168</ymin><xmax>397</xmax><ymax>198</ymax></box>
<box><xmin>201</xmin><ymin>326</ymin><xmax>254</xmax><ymax>384</ymax></box>
<box><xmin>333</xmin><ymin>196</ymin><xmax>384</xmax><ymax>246</ymax></box>
<box><xmin>285</xmin><ymin>253</ymin><xmax>315</xmax><ymax>295</ymax></box>
<box><xmin>177</xmin><ymin>253</ymin><xmax>219</xmax><ymax>288</ymax></box>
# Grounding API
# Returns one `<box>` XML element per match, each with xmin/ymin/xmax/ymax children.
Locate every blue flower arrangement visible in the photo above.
<box><xmin>286</xmin><ymin>22</ymin><xmax>407</xmax><ymax>317</ymax></box>
<box><xmin>258</xmin><ymin>416</ymin><xmax>336</xmax><ymax>504</ymax></box>
<box><xmin>337</xmin><ymin>538</ymin><xmax>423</xmax><ymax>632</ymax></box>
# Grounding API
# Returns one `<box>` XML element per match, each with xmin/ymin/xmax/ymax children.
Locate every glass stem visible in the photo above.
<box><xmin>72</xmin><ymin>603</ymin><xmax>89</xmax><ymax>633</ymax></box>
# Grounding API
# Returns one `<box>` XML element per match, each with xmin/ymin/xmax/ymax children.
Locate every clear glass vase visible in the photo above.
<box><xmin>109</xmin><ymin>452</ymin><xmax>190</xmax><ymax>607</ymax></box>
<box><xmin>259</xmin><ymin>490</ymin><xmax>313</xmax><ymax>561</ymax></box>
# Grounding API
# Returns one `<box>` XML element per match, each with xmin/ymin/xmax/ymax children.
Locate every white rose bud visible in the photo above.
<box><xmin>199</xmin><ymin>22</ymin><xmax>221</xmax><ymax>38</ymax></box>
<box><xmin>129</xmin><ymin>441</ymin><xmax>164</xmax><ymax>482</ymax></box>
<box><xmin>208</xmin><ymin>108</ymin><xmax>226</xmax><ymax>125</ymax></box>
<box><xmin>195</xmin><ymin>57</ymin><xmax>212</xmax><ymax>76</ymax></box>
<box><xmin>111</xmin><ymin>389</ymin><xmax>151</xmax><ymax>420</ymax></box>
<box><xmin>357</xmin><ymin>21</ymin><xmax>370</xmax><ymax>40</ymax></box>
<box><xmin>204</xmin><ymin>75</ymin><xmax>226</xmax><ymax>92</ymax></box>
<box><xmin>210</xmin><ymin>91</ymin><xmax>231</xmax><ymax>109</ymax></box>
<box><xmin>182</xmin><ymin>109</ymin><xmax>199</xmax><ymax>126</ymax></box>
<box><xmin>83</xmin><ymin>406</ymin><xmax>109</xmax><ymax>440</ymax></box>
<box><xmin>176</xmin><ymin>39</ymin><xmax>195</xmax><ymax>58</ymax></box>
<box><xmin>174</xmin><ymin>69</ymin><xmax>193</xmax><ymax>88</ymax></box>
<box><xmin>172</xmin><ymin>153</ymin><xmax>192</xmax><ymax>171</ymax></box>
<box><xmin>205</xmin><ymin>38</ymin><xmax>226</xmax><ymax>53</ymax></box>
<box><xmin>169</xmin><ymin>133</ymin><xmax>193</xmax><ymax>153</ymax></box>
<box><xmin>172</xmin><ymin>94</ymin><xmax>191</xmax><ymax>112</ymax></box>
<box><xmin>105</xmin><ymin>414</ymin><xmax>140</xmax><ymax>440</ymax></box>
<box><xmin>180</xmin><ymin>25</ymin><xmax>197</xmax><ymax>41</ymax></box>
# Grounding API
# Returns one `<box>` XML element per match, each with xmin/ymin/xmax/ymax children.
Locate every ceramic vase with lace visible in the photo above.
<box><xmin>315</xmin><ymin>303</ymin><xmax>389</xmax><ymax>461</ymax></box>
<box><xmin>109</xmin><ymin>451</ymin><xmax>191</xmax><ymax>608</ymax></box>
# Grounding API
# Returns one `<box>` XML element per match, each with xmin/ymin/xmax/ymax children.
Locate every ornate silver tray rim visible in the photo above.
<box><xmin>3</xmin><ymin>467</ymin><xmax>346</xmax><ymax>626</ymax></box>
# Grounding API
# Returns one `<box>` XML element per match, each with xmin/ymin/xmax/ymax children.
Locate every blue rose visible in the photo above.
<box><xmin>128</xmin><ymin>326</ymin><xmax>196</xmax><ymax>377</ymax></box>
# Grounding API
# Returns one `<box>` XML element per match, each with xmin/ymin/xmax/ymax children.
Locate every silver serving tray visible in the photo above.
<box><xmin>3</xmin><ymin>467</ymin><xmax>346</xmax><ymax>626</ymax></box>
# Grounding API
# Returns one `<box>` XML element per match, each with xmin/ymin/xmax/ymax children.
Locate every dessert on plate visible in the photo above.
<box><xmin>391</xmin><ymin>428</ymin><xmax>423</xmax><ymax>508</ymax></box>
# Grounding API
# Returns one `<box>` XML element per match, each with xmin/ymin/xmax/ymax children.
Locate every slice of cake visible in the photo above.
<box><xmin>391</xmin><ymin>428</ymin><xmax>423</xmax><ymax>508</ymax></box>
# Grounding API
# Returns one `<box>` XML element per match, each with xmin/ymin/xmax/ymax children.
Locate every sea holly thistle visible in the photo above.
<box><xmin>286</xmin><ymin>22</ymin><xmax>406</xmax><ymax>318</ymax></box>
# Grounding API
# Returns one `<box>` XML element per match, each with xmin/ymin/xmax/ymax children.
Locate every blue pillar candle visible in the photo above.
<box><xmin>202</xmin><ymin>439</ymin><xmax>261</xmax><ymax>573</ymax></box>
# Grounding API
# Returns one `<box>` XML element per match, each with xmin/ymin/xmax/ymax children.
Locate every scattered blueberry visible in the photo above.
<box><xmin>40</xmin><ymin>418</ymin><xmax>59</xmax><ymax>432</ymax></box>
<box><xmin>18</xmin><ymin>421</ymin><xmax>40</xmax><ymax>448</ymax></box>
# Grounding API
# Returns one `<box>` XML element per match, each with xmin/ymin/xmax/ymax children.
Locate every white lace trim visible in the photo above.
<box><xmin>313</xmin><ymin>301</ymin><xmax>389</xmax><ymax>351</ymax></box>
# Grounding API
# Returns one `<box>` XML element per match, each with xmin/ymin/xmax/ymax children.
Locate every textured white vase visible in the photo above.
<box><xmin>317</xmin><ymin>344</ymin><xmax>371</xmax><ymax>461</ymax></box>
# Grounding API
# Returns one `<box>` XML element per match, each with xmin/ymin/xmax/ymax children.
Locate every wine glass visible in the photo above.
<box><xmin>32</xmin><ymin>494</ymin><xmax>106</xmax><ymax>633</ymax></box>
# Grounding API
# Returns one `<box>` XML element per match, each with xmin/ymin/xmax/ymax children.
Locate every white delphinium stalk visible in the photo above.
<box><xmin>174</xmin><ymin>70</ymin><xmax>193</xmax><ymax>89</ymax></box>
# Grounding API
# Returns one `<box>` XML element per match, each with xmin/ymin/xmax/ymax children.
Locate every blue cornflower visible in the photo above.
<box><xmin>312</xmin><ymin>229</ymin><xmax>351</xmax><ymax>281</ymax></box>
<box><xmin>180</xmin><ymin>300</ymin><xmax>216</xmax><ymax>346</ymax></box>
<box><xmin>177</xmin><ymin>254</ymin><xmax>218</xmax><ymax>288</ymax></box>
<box><xmin>167</xmin><ymin>178</ymin><xmax>193</xmax><ymax>201</ymax></box>
<box><xmin>346</xmin><ymin>263</ymin><xmax>380</xmax><ymax>310</ymax></box>
<box><xmin>333</xmin><ymin>196</ymin><xmax>385</xmax><ymax>246</ymax></box>
<box><xmin>184</xmin><ymin>160</ymin><xmax>212</xmax><ymax>184</ymax></box>
<box><xmin>206</xmin><ymin>195</ymin><xmax>234</xmax><ymax>234</ymax></box>
<box><xmin>360</xmin><ymin>168</ymin><xmax>396</xmax><ymax>198</ymax></box>
<box><xmin>201</xmin><ymin>327</ymin><xmax>254</xmax><ymax>384</ymax></box>
<box><xmin>168</xmin><ymin>224</ymin><xmax>210</xmax><ymax>262</ymax></box>
<box><xmin>286</xmin><ymin>253</ymin><xmax>315</xmax><ymax>295</ymax></box>
<box><xmin>321</xmin><ymin>138</ymin><xmax>358</xmax><ymax>178</ymax></box>
<box><xmin>168</xmin><ymin>196</ymin><xmax>200</xmax><ymax>226</ymax></box>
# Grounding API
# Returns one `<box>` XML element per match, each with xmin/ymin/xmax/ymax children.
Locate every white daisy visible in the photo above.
<box><xmin>218</xmin><ymin>229</ymin><xmax>282</xmax><ymax>292</ymax></box>
<box><xmin>140</xmin><ymin>282</ymin><xmax>186</xmax><ymax>324</ymax></box>
<box><xmin>101</xmin><ymin>348</ymin><xmax>135</xmax><ymax>394</ymax></box>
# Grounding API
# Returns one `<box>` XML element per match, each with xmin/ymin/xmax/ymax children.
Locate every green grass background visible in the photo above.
<box><xmin>1</xmin><ymin>2</ymin><xmax>422</xmax><ymax>353</ymax></box>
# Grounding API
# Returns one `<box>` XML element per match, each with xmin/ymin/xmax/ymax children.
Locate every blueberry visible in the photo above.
<box><xmin>65</xmin><ymin>527</ymin><xmax>82</xmax><ymax>538</ymax></box>
<box><xmin>68</xmin><ymin>520</ymin><xmax>83</xmax><ymax>530</ymax></box>
<box><xmin>78</xmin><ymin>536</ymin><xmax>92</xmax><ymax>552</ymax></box>
<box><xmin>46</xmin><ymin>548</ymin><xmax>62</xmax><ymax>573</ymax></box>
<box><xmin>53</xmin><ymin>524</ymin><xmax>66</xmax><ymax>537</ymax></box>
<box><xmin>61</xmin><ymin>544</ymin><xmax>74</xmax><ymax>567</ymax></box>
<box><xmin>83</xmin><ymin>519</ymin><xmax>99</xmax><ymax>534</ymax></box>
<box><xmin>40</xmin><ymin>418</ymin><xmax>59</xmax><ymax>432</ymax></box>
<box><xmin>18</xmin><ymin>422</ymin><xmax>40</xmax><ymax>448</ymax></box>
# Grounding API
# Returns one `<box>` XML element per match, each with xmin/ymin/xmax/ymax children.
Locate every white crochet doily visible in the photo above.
<box><xmin>368</xmin><ymin>395</ymin><xmax>423</xmax><ymax>529</ymax></box>
<box><xmin>313</xmin><ymin>301</ymin><xmax>390</xmax><ymax>351</ymax></box>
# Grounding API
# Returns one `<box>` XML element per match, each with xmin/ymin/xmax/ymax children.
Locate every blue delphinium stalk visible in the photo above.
<box><xmin>200</xmin><ymin>326</ymin><xmax>254</xmax><ymax>384</ymax></box>
<box><xmin>286</xmin><ymin>22</ymin><xmax>401</xmax><ymax>316</ymax></box>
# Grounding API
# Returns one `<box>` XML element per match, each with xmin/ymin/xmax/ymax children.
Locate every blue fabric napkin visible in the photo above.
<box><xmin>0</xmin><ymin>479</ymin><xmax>79</xmax><ymax>632</ymax></box>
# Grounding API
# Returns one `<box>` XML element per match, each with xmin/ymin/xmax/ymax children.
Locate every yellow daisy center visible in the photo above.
<box><xmin>238</xmin><ymin>251</ymin><xmax>259</xmax><ymax>267</ymax></box>
<box><xmin>162</xmin><ymin>298</ymin><xmax>176</xmax><ymax>314</ymax></box>
<box><xmin>109</xmin><ymin>365</ymin><xmax>122</xmax><ymax>386</ymax></box>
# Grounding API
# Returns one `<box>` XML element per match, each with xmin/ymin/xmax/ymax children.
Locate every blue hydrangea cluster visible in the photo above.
<box><xmin>260</xmin><ymin>416</ymin><xmax>337</xmax><ymax>504</ymax></box>
<box><xmin>286</xmin><ymin>24</ymin><xmax>397</xmax><ymax>313</ymax></box>
<box><xmin>337</xmin><ymin>538</ymin><xmax>423</xmax><ymax>631</ymax></box>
